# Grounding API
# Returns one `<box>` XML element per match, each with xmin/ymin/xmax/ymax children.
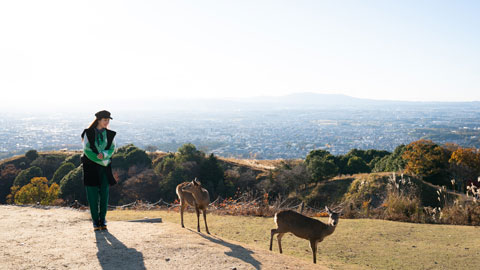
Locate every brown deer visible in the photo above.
<box><xmin>269</xmin><ymin>206</ymin><xmax>339</xmax><ymax>264</ymax></box>
<box><xmin>176</xmin><ymin>178</ymin><xmax>210</xmax><ymax>234</ymax></box>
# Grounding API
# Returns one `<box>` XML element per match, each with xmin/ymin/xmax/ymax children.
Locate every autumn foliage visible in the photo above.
<box><xmin>9</xmin><ymin>177</ymin><xmax>59</xmax><ymax>205</ymax></box>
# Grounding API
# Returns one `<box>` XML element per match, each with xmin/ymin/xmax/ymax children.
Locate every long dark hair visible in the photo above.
<box><xmin>81</xmin><ymin>119</ymin><xmax>99</xmax><ymax>141</ymax></box>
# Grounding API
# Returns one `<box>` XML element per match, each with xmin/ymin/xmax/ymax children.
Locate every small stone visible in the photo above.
<box><xmin>230</xmin><ymin>268</ymin><xmax>237</xmax><ymax>270</ymax></box>
<box><xmin>165</xmin><ymin>258</ymin><xmax>170</xmax><ymax>262</ymax></box>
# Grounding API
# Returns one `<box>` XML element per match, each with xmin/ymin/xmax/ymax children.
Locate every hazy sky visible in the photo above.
<box><xmin>1</xmin><ymin>0</ymin><xmax>479</xmax><ymax>109</ymax></box>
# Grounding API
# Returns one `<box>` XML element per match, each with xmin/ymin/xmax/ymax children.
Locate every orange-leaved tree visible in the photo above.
<box><xmin>449</xmin><ymin>147</ymin><xmax>480</xmax><ymax>191</ymax></box>
<box><xmin>13</xmin><ymin>177</ymin><xmax>59</xmax><ymax>205</ymax></box>
<box><xmin>402</xmin><ymin>140</ymin><xmax>450</xmax><ymax>186</ymax></box>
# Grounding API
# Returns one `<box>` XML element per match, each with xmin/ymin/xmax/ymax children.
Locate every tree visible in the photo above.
<box><xmin>305</xmin><ymin>149</ymin><xmax>338</xmax><ymax>182</ymax></box>
<box><xmin>159</xmin><ymin>166</ymin><xmax>190</xmax><ymax>201</ymax></box>
<box><xmin>25</xmin><ymin>149</ymin><xmax>39</xmax><ymax>162</ymax></box>
<box><xmin>59</xmin><ymin>166</ymin><xmax>86</xmax><ymax>204</ymax></box>
<box><xmin>64</xmin><ymin>154</ymin><xmax>82</xmax><ymax>167</ymax></box>
<box><xmin>51</xmin><ymin>162</ymin><xmax>75</xmax><ymax>185</ymax></box>
<box><xmin>305</xmin><ymin>149</ymin><xmax>333</xmax><ymax>165</ymax></box>
<box><xmin>448</xmin><ymin>147</ymin><xmax>480</xmax><ymax>191</ymax></box>
<box><xmin>13</xmin><ymin>177</ymin><xmax>59</xmax><ymax>205</ymax></box>
<box><xmin>154</xmin><ymin>156</ymin><xmax>175</xmax><ymax>176</ymax></box>
<box><xmin>373</xmin><ymin>145</ymin><xmax>406</xmax><ymax>172</ymax></box>
<box><xmin>125</xmin><ymin>148</ymin><xmax>152</xmax><ymax>168</ymax></box>
<box><xmin>13</xmin><ymin>166</ymin><xmax>43</xmax><ymax>187</ymax></box>
<box><xmin>177</xmin><ymin>143</ymin><xmax>203</xmax><ymax>164</ymax></box>
<box><xmin>345</xmin><ymin>156</ymin><xmax>370</xmax><ymax>174</ymax></box>
<box><xmin>402</xmin><ymin>140</ymin><xmax>450</xmax><ymax>186</ymax></box>
<box><xmin>306</xmin><ymin>156</ymin><xmax>338</xmax><ymax>183</ymax></box>
<box><xmin>112</xmin><ymin>153</ymin><xmax>127</xmax><ymax>170</ymax></box>
<box><xmin>0</xmin><ymin>164</ymin><xmax>20</xmax><ymax>203</ymax></box>
<box><xmin>30</xmin><ymin>154</ymin><xmax>66</xmax><ymax>179</ymax></box>
<box><xmin>121</xmin><ymin>169</ymin><xmax>161</xmax><ymax>203</ymax></box>
<box><xmin>199</xmin><ymin>154</ymin><xmax>225</xmax><ymax>198</ymax></box>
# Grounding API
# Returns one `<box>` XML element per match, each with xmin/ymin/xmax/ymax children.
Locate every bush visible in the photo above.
<box><xmin>0</xmin><ymin>164</ymin><xmax>20</xmax><ymax>203</ymax></box>
<box><xmin>51</xmin><ymin>162</ymin><xmax>75</xmax><ymax>185</ymax></box>
<box><xmin>112</xmin><ymin>144</ymin><xmax>152</xmax><ymax>170</ymax></box>
<box><xmin>31</xmin><ymin>154</ymin><xmax>66</xmax><ymax>179</ymax></box>
<box><xmin>373</xmin><ymin>145</ymin><xmax>406</xmax><ymax>172</ymax></box>
<box><xmin>59</xmin><ymin>166</ymin><xmax>86</xmax><ymax>204</ymax></box>
<box><xmin>383</xmin><ymin>192</ymin><xmax>421</xmax><ymax>222</ymax></box>
<box><xmin>343</xmin><ymin>174</ymin><xmax>388</xmax><ymax>209</ymax></box>
<box><xmin>306</xmin><ymin>156</ymin><xmax>338</xmax><ymax>183</ymax></box>
<box><xmin>13</xmin><ymin>166</ymin><xmax>43</xmax><ymax>187</ymax></box>
<box><xmin>13</xmin><ymin>177</ymin><xmax>59</xmax><ymax>205</ymax></box>
<box><xmin>64</xmin><ymin>154</ymin><xmax>82</xmax><ymax>167</ymax></box>
<box><xmin>25</xmin><ymin>149</ymin><xmax>39</xmax><ymax>162</ymax></box>
<box><xmin>121</xmin><ymin>169</ymin><xmax>161</xmax><ymax>203</ymax></box>
<box><xmin>125</xmin><ymin>148</ymin><xmax>152</xmax><ymax>168</ymax></box>
<box><xmin>345</xmin><ymin>156</ymin><xmax>370</xmax><ymax>174</ymax></box>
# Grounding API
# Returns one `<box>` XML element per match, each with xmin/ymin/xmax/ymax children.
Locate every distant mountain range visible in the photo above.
<box><xmin>3</xmin><ymin>92</ymin><xmax>479</xmax><ymax>114</ymax></box>
<box><xmin>111</xmin><ymin>92</ymin><xmax>480</xmax><ymax>112</ymax></box>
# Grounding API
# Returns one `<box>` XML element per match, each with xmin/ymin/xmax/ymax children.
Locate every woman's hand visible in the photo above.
<box><xmin>97</xmin><ymin>153</ymin><xmax>104</xmax><ymax>159</ymax></box>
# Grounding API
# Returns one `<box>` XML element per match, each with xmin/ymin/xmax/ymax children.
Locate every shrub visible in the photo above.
<box><xmin>64</xmin><ymin>154</ymin><xmax>82</xmax><ymax>167</ymax></box>
<box><xmin>59</xmin><ymin>166</ymin><xmax>86</xmax><ymax>204</ymax></box>
<box><xmin>51</xmin><ymin>162</ymin><xmax>75</xmax><ymax>185</ymax></box>
<box><xmin>0</xmin><ymin>164</ymin><xmax>20</xmax><ymax>203</ymax></box>
<box><xmin>383</xmin><ymin>192</ymin><xmax>421</xmax><ymax>222</ymax></box>
<box><xmin>31</xmin><ymin>154</ymin><xmax>66</xmax><ymax>179</ymax></box>
<box><xmin>13</xmin><ymin>166</ymin><xmax>43</xmax><ymax>187</ymax></box>
<box><xmin>25</xmin><ymin>149</ymin><xmax>39</xmax><ymax>162</ymax></box>
<box><xmin>13</xmin><ymin>177</ymin><xmax>59</xmax><ymax>205</ymax></box>
<box><xmin>343</xmin><ymin>174</ymin><xmax>388</xmax><ymax>209</ymax></box>
<box><xmin>125</xmin><ymin>148</ymin><xmax>152</xmax><ymax>168</ymax></box>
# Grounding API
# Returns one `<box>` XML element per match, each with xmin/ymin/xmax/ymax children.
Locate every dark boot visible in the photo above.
<box><xmin>99</xmin><ymin>219</ymin><xmax>107</xmax><ymax>230</ymax></box>
<box><xmin>93</xmin><ymin>220</ymin><xmax>101</xmax><ymax>231</ymax></box>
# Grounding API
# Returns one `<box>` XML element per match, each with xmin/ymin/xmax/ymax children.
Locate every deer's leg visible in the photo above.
<box><xmin>202</xmin><ymin>208</ymin><xmax>210</xmax><ymax>234</ymax></box>
<box><xmin>277</xmin><ymin>233</ymin><xmax>285</xmax><ymax>254</ymax></box>
<box><xmin>310</xmin><ymin>239</ymin><xmax>317</xmax><ymax>264</ymax></box>
<box><xmin>180</xmin><ymin>201</ymin><xmax>186</xmax><ymax>228</ymax></box>
<box><xmin>195</xmin><ymin>206</ymin><xmax>201</xmax><ymax>232</ymax></box>
<box><xmin>269</xmin><ymin>229</ymin><xmax>277</xmax><ymax>251</ymax></box>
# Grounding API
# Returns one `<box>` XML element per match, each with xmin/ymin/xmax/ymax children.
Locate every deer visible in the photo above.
<box><xmin>175</xmin><ymin>178</ymin><xmax>210</xmax><ymax>234</ymax></box>
<box><xmin>269</xmin><ymin>206</ymin><xmax>339</xmax><ymax>264</ymax></box>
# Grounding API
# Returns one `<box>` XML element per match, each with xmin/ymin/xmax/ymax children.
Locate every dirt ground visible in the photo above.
<box><xmin>0</xmin><ymin>205</ymin><xmax>328</xmax><ymax>270</ymax></box>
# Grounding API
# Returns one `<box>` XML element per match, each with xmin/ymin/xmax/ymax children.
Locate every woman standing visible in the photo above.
<box><xmin>81</xmin><ymin>110</ymin><xmax>117</xmax><ymax>231</ymax></box>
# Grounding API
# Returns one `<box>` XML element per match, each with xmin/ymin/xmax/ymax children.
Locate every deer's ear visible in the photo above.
<box><xmin>194</xmin><ymin>179</ymin><xmax>201</xmax><ymax>186</ymax></box>
<box><xmin>325</xmin><ymin>206</ymin><xmax>332</xmax><ymax>214</ymax></box>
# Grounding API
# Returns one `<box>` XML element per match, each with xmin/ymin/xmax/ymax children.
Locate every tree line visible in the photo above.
<box><xmin>0</xmin><ymin>139</ymin><xmax>479</xmax><ymax>205</ymax></box>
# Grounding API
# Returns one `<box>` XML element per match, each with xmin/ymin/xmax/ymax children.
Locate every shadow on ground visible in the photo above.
<box><xmin>95</xmin><ymin>230</ymin><xmax>146</xmax><ymax>270</ymax></box>
<box><xmin>191</xmin><ymin>229</ymin><xmax>262</xmax><ymax>270</ymax></box>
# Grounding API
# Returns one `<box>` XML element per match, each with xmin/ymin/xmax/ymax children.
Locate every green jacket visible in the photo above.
<box><xmin>81</xmin><ymin>127</ymin><xmax>117</xmax><ymax>186</ymax></box>
<box><xmin>82</xmin><ymin>128</ymin><xmax>116</xmax><ymax>166</ymax></box>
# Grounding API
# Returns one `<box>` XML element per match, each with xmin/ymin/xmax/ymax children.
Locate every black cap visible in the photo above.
<box><xmin>95</xmin><ymin>110</ymin><xmax>113</xmax><ymax>120</ymax></box>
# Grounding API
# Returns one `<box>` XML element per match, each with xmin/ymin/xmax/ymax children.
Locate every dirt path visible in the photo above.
<box><xmin>0</xmin><ymin>206</ymin><xmax>328</xmax><ymax>270</ymax></box>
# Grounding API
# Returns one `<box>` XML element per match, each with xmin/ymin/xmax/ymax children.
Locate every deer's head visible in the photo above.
<box><xmin>182</xmin><ymin>178</ymin><xmax>202</xmax><ymax>194</ymax></box>
<box><xmin>325</xmin><ymin>206</ymin><xmax>339</xmax><ymax>227</ymax></box>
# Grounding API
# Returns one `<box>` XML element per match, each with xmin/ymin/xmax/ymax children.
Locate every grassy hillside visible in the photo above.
<box><xmin>108</xmin><ymin>209</ymin><xmax>480</xmax><ymax>270</ymax></box>
<box><xmin>299</xmin><ymin>172</ymin><xmax>467</xmax><ymax>208</ymax></box>
<box><xmin>2</xmin><ymin>150</ymin><xmax>477</xmax><ymax>226</ymax></box>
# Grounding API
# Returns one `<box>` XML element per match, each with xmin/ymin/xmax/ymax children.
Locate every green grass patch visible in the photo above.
<box><xmin>108</xmin><ymin>209</ymin><xmax>480</xmax><ymax>270</ymax></box>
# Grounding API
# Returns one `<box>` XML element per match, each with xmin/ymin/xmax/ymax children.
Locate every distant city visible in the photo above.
<box><xmin>1</xmin><ymin>94</ymin><xmax>480</xmax><ymax>160</ymax></box>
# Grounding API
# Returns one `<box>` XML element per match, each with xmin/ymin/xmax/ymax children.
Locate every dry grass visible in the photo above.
<box><xmin>218</xmin><ymin>157</ymin><xmax>293</xmax><ymax>171</ymax></box>
<box><xmin>108</xmin><ymin>209</ymin><xmax>480</xmax><ymax>270</ymax></box>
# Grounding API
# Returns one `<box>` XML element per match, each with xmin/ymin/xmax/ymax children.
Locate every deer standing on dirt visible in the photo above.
<box><xmin>176</xmin><ymin>178</ymin><xmax>210</xmax><ymax>234</ymax></box>
<box><xmin>269</xmin><ymin>206</ymin><xmax>339</xmax><ymax>264</ymax></box>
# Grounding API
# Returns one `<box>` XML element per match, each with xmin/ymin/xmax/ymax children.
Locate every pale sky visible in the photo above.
<box><xmin>0</xmin><ymin>0</ymin><xmax>479</xmax><ymax>110</ymax></box>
